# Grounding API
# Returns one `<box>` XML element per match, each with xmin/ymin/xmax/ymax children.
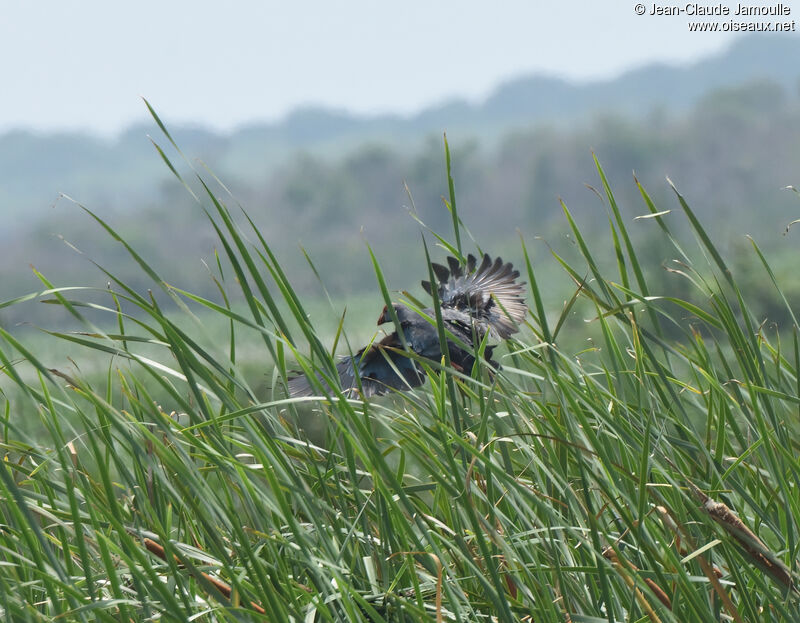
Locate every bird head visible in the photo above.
<box><xmin>377</xmin><ymin>304</ymin><xmax>408</xmax><ymax>326</ymax></box>
<box><xmin>376</xmin><ymin>304</ymin><xmax>391</xmax><ymax>325</ymax></box>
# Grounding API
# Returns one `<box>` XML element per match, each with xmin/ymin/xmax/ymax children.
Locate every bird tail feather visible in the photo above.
<box><xmin>288</xmin><ymin>357</ymin><xmax>358</xmax><ymax>397</ymax></box>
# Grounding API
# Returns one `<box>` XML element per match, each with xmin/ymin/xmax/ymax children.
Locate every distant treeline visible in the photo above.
<box><xmin>2</xmin><ymin>79</ymin><xmax>800</xmax><ymax>329</ymax></box>
<box><xmin>2</xmin><ymin>34</ymin><xmax>799</xmax><ymax>225</ymax></box>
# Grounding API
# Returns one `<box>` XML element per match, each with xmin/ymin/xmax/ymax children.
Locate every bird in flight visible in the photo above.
<box><xmin>289</xmin><ymin>253</ymin><xmax>527</xmax><ymax>397</ymax></box>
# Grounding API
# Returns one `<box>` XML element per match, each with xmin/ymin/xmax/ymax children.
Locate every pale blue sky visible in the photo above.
<box><xmin>1</xmin><ymin>1</ymin><xmax>736</xmax><ymax>136</ymax></box>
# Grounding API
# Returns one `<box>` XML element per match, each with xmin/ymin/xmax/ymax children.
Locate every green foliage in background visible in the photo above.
<box><xmin>1</xmin><ymin>110</ymin><xmax>800</xmax><ymax>622</ymax></box>
<box><xmin>4</xmin><ymin>72</ymin><xmax>800</xmax><ymax>334</ymax></box>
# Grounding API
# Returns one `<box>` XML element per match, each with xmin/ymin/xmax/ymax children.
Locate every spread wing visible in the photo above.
<box><xmin>290</xmin><ymin>252</ymin><xmax>526</xmax><ymax>398</ymax></box>
<box><xmin>421</xmin><ymin>253</ymin><xmax>527</xmax><ymax>339</ymax></box>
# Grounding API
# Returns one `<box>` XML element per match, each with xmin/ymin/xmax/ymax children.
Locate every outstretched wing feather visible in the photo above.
<box><xmin>432</xmin><ymin>263</ymin><xmax>450</xmax><ymax>283</ymax></box>
<box><xmin>424</xmin><ymin>252</ymin><xmax>527</xmax><ymax>338</ymax></box>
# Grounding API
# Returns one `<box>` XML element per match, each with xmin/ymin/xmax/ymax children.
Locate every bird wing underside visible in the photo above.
<box><xmin>421</xmin><ymin>253</ymin><xmax>527</xmax><ymax>339</ymax></box>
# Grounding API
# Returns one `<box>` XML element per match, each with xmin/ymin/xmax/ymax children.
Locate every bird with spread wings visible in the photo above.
<box><xmin>289</xmin><ymin>253</ymin><xmax>527</xmax><ymax>397</ymax></box>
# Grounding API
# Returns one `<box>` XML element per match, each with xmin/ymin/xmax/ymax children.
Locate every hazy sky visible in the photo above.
<box><xmin>1</xmin><ymin>1</ymin><xmax>738</xmax><ymax>136</ymax></box>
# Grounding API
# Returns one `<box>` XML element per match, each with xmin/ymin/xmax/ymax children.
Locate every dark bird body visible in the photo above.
<box><xmin>289</xmin><ymin>253</ymin><xmax>527</xmax><ymax>397</ymax></box>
